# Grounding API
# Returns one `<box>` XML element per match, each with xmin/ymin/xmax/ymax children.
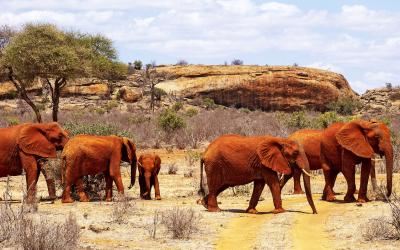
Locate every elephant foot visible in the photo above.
<box><xmin>62</xmin><ymin>197</ymin><xmax>75</xmax><ymax>203</ymax></box>
<box><xmin>105</xmin><ymin>196</ymin><xmax>112</xmax><ymax>202</ymax></box>
<box><xmin>207</xmin><ymin>206</ymin><xmax>221</xmax><ymax>212</ymax></box>
<box><xmin>324</xmin><ymin>194</ymin><xmax>336</xmax><ymax>202</ymax></box>
<box><xmin>246</xmin><ymin>208</ymin><xmax>258</xmax><ymax>214</ymax></box>
<box><xmin>357</xmin><ymin>196</ymin><xmax>370</xmax><ymax>203</ymax></box>
<box><xmin>272</xmin><ymin>208</ymin><xmax>285</xmax><ymax>214</ymax></box>
<box><xmin>293</xmin><ymin>190</ymin><xmax>305</xmax><ymax>195</ymax></box>
<box><xmin>78</xmin><ymin>192</ymin><xmax>90</xmax><ymax>202</ymax></box>
<box><xmin>344</xmin><ymin>194</ymin><xmax>356</xmax><ymax>203</ymax></box>
<box><xmin>155</xmin><ymin>195</ymin><xmax>161</xmax><ymax>200</ymax></box>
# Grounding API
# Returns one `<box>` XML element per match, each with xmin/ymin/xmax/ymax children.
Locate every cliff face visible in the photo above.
<box><xmin>157</xmin><ymin>65</ymin><xmax>357</xmax><ymax>111</ymax></box>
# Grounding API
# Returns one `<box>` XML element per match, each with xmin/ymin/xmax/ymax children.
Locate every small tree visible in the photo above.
<box><xmin>133</xmin><ymin>60</ymin><xmax>142</xmax><ymax>70</ymax></box>
<box><xmin>137</xmin><ymin>65</ymin><xmax>169</xmax><ymax>112</ymax></box>
<box><xmin>176</xmin><ymin>59</ymin><xmax>188</xmax><ymax>66</ymax></box>
<box><xmin>231</xmin><ymin>59</ymin><xmax>243</xmax><ymax>65</ymax></box>
<box><xmin>1</xmin><ymin>23</ymin><xmax>125</xmax><ymax>122</ymax></box>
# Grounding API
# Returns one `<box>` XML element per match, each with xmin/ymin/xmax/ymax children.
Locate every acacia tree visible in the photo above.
<box><xmin>0</xmin><ymin>23</ymin><xmax>126</xmax><ymax>122</ymax></box>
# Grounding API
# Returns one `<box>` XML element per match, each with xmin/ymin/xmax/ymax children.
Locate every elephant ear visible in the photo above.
<box><xmin>256</xmin><ymin>138</ymin><xmax>291</xmax><ymax>175</ymax></box>
<box><xmin>18</xmin><ymin>124</ymin><xmax>57</xmax><ymax>158</ymax></box>
<box><xmin>122</xmin><ymin>137</ymin><xmax>136</xmax><ymax>163</ymax></box>
<box><xmin>336</xmin><ymin>120</ymin><xmax>374</xmax><ymax>158</ymax></box>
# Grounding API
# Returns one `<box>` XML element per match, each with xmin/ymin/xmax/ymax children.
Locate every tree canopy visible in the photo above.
<box><xmin>0</xmin><ymin>23</ymin><xmax>127</xmax><ymax>122</ymax></box>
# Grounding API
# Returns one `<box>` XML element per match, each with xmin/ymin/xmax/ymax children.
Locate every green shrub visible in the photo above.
<box><xmin>157</xmin><ymin>109</ymin><xmax>186</xmax><ymax>132</ymax></box>
<box><xmin>92</xmin><ymin>107</ymin><xmax>106</xmax><ymax>115</ymax></box>
<box><xmin>286</xmin><ymin>110</ymin><xmax>311</xmax><ymax>129</ymax></box>
<box><xmin>63</xmin><ymin>122</ymin><xmax>132</xmax><ymax>137</ymax></box>
<box><xmin>203</xmin><ymin>98</ymin><xmax>216</xmax><ymax>110</ymax></box>
<box><xmin>5</xmin><ymin>116</ymin><xmax>20</xmax><ymax>126</ymax></box>
<box><xmin>185</xmin><ymin>107</ymin><xmax>198</xmax><ymax>117</ymax></box>
<box><xmin>314</xmin><ymin>111</ymin><xmax>343</xmax><ymax>128</ymax></box>
<box><xmin>154</xmin><ymin>88</ymin><xmax>167</xmax><ymax>101</ymax></box>
<box><xmin>105</xmin><ymin>100</ymin><xmax>119</xmax><ymax>112</ymax></box>
<box><xmin>172</xmin><ymin>102</ymin><xmax>184</xmax><ymax>111</ymax></box>
<box><xmin>327</xmin><ymin>97</ymin><xmax>362</xmax><ymax>115</ymax></box>
<box><xmin>128</xmin><ymin>116</ymin><xmax>151</xmax><ymax>125</ymax></box>
<box><xmin>239</xmin><ymin>108</ymin><xmax>251</xmax><ymax>113</ymax></box>
<box><xmin>133</xmin><ymin>60</ymin><xmax>143</xmax><ymax>70</ymax></box>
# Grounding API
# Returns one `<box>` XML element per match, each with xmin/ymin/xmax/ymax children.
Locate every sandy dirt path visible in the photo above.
<box><xmin>291</xmin><ymin>199</ymin><xmax>338</xmax><ymax>250</ymax></box>
<box><xmin>215</xmin><ymin>196</ymin><xmax>308</xmax><ymax>250</ymax></box>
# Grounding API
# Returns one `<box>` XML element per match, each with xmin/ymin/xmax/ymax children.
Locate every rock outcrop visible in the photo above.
<box><xmin>157</xmin><ymin>65</ymin><xmax>357</xmax><ymax>111</ymax></box>
<box><xmin>361</xmin><ymin>87</ymin><xmax>400</xmax><ymax>115</ymax></box>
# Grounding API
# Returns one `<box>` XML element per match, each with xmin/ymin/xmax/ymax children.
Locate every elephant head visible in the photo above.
<box><xmin>336</xmin><ymin>120</ymin><xmax>393</xmax><ymax>197</ymax></box>
<box><xmin>18</xmin><ymin>122</ymin><xmax>69</xmax><ymax>158</ymax></box>
<box><xmin>121</xmin><ymin>137</ymin><xmax>137</xmax><ymax>189</ymax></box>
<box><xmin>257</xmin><ymin>138</ymin><xmax>317</xmax><ymax>214</ymax></box>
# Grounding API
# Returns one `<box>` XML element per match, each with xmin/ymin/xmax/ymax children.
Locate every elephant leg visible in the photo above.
<box><xmin>266</xmin><ymin>174</ymin><xmax>284</xmax><ymax>213</ymax></box>
<box><xmin>246</xmin><ymin>180</ymin><xmax>265</xmax><ymax>214</ymax></box>
<box><xmin>342</xmin><ymin>163</ymin><xmax>357</xmax><ymax>203</ymax></box>
<box><xmin>76</xmin><ymin>178</ymin><xmax>90</xmax><ymax>202</ymax></box>
<box><xmin>154</xmin><ymin>174</ymin><xmax>161</xmax><ymax>200</ymax></box>
<box><xmin>358</xmin><ymin>159</ymin><xmax>372</xmax><ymax>203</ymax></box>
<box><xmin>20</xmin><ymin>153</ymin><xmax>40</xmax><ymax>204</ymax></box>
<box><xmin>104</xmin><ymin>172</ymin><xmax>113</xmax><ymax>202</ymax></box>
<box><xmin>293</xmin><ymin>169</ymin><xmax>304</xmax><ymax>194</ymax></box>
<box><xmin>322</xmin><ymin>169</ymin><xmax>338</xmax><ymax>201</ymax></box>
<box><xmin>40</xmin><ymin>167</ymin><xmax>57</xmax><ymax>200</ymax></box>
<box><xmin>143</xmin><ymin>172</ymin><xmax>152</xmax><ymax>200</ymax></box>
<box><xmin>279</xmin><ymin>173</ymin><xmax>292</xmax><ymax>191</ymax></box>
<box><xmin>139</xmin><ymin>174</ymin><xmax>146</xmax><ymax>199</ymax></box>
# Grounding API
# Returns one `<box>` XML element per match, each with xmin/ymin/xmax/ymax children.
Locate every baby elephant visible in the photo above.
<box><xmin>138</xmin><ymin>153</ymin><xmax>161</xmax><ymax>200</ymax></box>
<box><xmin>61</xmin><ymin>135</ymin><xmax>137</xmax><ymax>203</ymax></box>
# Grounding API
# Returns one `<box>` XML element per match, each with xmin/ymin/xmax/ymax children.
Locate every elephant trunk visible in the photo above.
<box><xmin>302</xmin><ymin>166</ymin><xmax>317</xmax><ymax>214</ymax></box>
<box><xmin>128</xmin><ymin>153</ymin><xmax>137</xmax><ymax>189</ymax></box>
<box><xmin>383</xmin><ymin>145</ymin><xmax>394</xmax><ymax>197</ymax></box>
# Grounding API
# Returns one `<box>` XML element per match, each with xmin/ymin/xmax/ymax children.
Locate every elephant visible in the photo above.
<box><xmin>61</xmin><ymin>135</ymin><xmax>137</xmax><ymax>203</ymax></box>
<box><xmin>0</xmin><ymin>122</ymin><xmax>69</xmax><ymax>203</ymax></box>
<box><xmin>198</xmin><ymin>134</ymin><xmax>317</xmax><ymax>214</ymax></box>
<box><xmin>138</xmin><ymin>153</ymin><xmax>161</xmax><ymax>200</ymax></box>
<box><xmin>320</xmin><ymin>120</ymin><xmax>393</xmax><ymax>203</ymax></box>
<box><xmin>280</xmin><ymin>129</ymin><xmax>324</xmax><ymax>194</ymax></box>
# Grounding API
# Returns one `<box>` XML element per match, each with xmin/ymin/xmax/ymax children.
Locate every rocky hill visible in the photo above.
<box><xmin>157</xmin><ymin>65</ymin><xmax>357</xmax><ymax>111</ymax></box>
<box><xmin>360</xmin><ymin>87</ymin><xmax>400</xmax><ymax>115</ymax></box>
<box><xmin>0</xmin><ymin>65</ymin><xmax>358</xmax><ymax>113</ymax></box>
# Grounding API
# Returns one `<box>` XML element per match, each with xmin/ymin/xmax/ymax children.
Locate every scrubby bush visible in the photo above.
<box><xmin>111</xmin><ymin>195</ymin><xmax>134</xmax><ymax>224</ymax></box>
<box><xmin>161</xmin><ymin>207</ymin><xmax>200</xmax><ymax>239</ymax></box>
<box><xmin>203</xmin><ymin>98</ymin><xmax>217</xmax><ymax>110</ymax></box>
<box><xmin>362</xmin><ymin>216</ymin><xmax>397</xmax><ymax>241</ymax></box>
<box><xmin>104</xmin><ymin>100</ymin><xmax>119</xmax><ymax>112</ymax></box>
<box><xmin>63</xmin><ymin>121</ymin><xmax>132</xmax><ymax>137</ymax></box>
<box><xmin>167</xmin><ymin>163</ymin><xmax>178</xmax><ymax>175</ymax></box>
<box><xmin>157</xmin><ymin>109</ymin><xmax>186</xmax><ymax>132</ymax></box>
<box><xmin>172</xmin><ymin>102</ymin><xmax>184</xmax><ymax>111</ymax></box>
<box><xmin>314</xmin><ymin>111</ymin><xmax>343</xmax><ymax>128</ymax></box>
<box><xmin>176</xmin><ymin>59</ymin><xmax>188</xmax><ymax>66</ymax></box>
<box><xmin>154</xmin><ymin>87</ymin><xmax>167</xmax><ymax>101</ymax></box>
<box><xmin>231</xmin><ymin>59</ymin><xmax>243</xmax><ymax>65</ymax></box>
<box><xmin>284</xmin><ymin>110</ymin><xmax>311</xmax><ymax>129</ymax></box>
<box><xmin>133</xmin><ymin>60</ymin><xmax>143</xmax><ymax>70</ymax></box>
<box><xmin>185</xmin><ymin>107</ymin><xmax>198</xmax><ymax>117</ymax></box>
<box><xmin>327</xmin><ymin>97</ymin><xmax>362</xmax><ymax>115</ymax></box>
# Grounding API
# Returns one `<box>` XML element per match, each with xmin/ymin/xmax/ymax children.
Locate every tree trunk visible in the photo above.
<box><xmin>8</xmin><ymin>74</ymin><xmax>42</xmax><ymax>122</ymax></box>
<box><xmin>47</xmin><ymin>78</ymin><xmax>66</xmax><ymax>122</ymax></box>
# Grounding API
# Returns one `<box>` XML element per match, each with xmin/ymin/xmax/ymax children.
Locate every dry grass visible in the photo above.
<box><xmin>0</xmin><ymin>178</ymin><xmax>80</xmax><ymax>249</ymax></box>
<box><xmin>111</xmin><ymin>194</ymin><xmax>135</xmax><ymax>224</ymax></box>
<box><xmin>362</xmin><ymin>216</ymin><xmax>398</xmax><ymax>241</ymax></box>
<box><xmin>161</xmin><ymin>207</ymin><xmax>200</xmax><ymax>239</ymax></box>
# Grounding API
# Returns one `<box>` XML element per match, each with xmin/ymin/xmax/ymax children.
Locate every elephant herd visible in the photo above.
<box><xmin>0</xmin><ymin>119</ymin><xmax>393</xmax><ymax>216</ymax></box>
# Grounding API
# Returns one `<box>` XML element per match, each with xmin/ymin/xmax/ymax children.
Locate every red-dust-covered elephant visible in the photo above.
<box><xmin>138</xmin><ymin>153</ymin><xmax>161</xmax><ymax>200</ymax></box>
<box><xmin>198</xmin><ymin>134</ymin><xmax>317</xmax><ymax>214</ymax></box>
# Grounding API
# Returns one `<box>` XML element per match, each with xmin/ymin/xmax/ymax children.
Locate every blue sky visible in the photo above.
<box><xmin>1</xmin><ymin>0</ymin><xmax>399</xmax><ymax>93</ymax></box>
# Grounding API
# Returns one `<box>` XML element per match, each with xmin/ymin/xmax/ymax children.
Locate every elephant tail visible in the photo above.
<box><xmin>198</xmin><ymin>158</ymin><xmax>205</xmax><ymax>196</ymax></box>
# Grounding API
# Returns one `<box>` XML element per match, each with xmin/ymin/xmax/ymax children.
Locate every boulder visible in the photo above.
<box><xmin>61</xmin><ymin>83</ymin><xmax>109</xmax><ymax>97</ymax></box>
<box><xmin>118</xmin><ymin>86</ymin><xmax>142</xmax><ymax>103</ymax></box>
<box><xmin>360</xmin><ymin>87</ymin><xmax>400</xmax><ymax>115</ymax></box>
<box><xmin>157</xmin><ymin>65</ymin><xmax>357</xmax><ymax>111</ymax></box>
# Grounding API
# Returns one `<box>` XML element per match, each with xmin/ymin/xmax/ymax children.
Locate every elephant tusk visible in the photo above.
<box><xmin>301</xmin><ymin>169</ymin><xmax>312</xmax><ymax>177</ymax></box>
<box><xmin>137</xmin><ymin>161</ymin><xmax>143</xmax><ymax>167</ymax></box>
<box><xmin>279</xmin><ymin>174</ymin><xmax>285</xmax><ymax>182</ymax></box>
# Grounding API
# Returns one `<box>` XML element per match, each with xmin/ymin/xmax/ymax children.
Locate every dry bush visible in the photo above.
<box><xmin>168</xmin><ymin>163</ymin><xmax>178</xmax><ymax>175</ymax></box>
<box><xmin>145</xmin><ymin>210</ymin><xmax>161</xmax><ymax>239</ymax></box>
<box><xmin>0</xmin><ymin>178</ymin><xmax>79</xmax><ymax>249</ymax></box>
<box><xmin>161</xmin><ymin>207</ymin><xmax>200</xmax><ymax>239</ymax></box>
<box><xmin>362</xmin><ymin>216</ymin><xmax>397</xmax><ymax>241</ymax></box>
<box><xmin>111</xmin><ymin>194</ymin><xmax>134</xmax><ymax>224</ymax></box>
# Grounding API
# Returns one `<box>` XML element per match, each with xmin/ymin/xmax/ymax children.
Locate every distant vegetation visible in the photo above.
<box><xmin>231</xmin><ymin>59</ymin><xmax>244</xmax><ymax>65</ymax></box>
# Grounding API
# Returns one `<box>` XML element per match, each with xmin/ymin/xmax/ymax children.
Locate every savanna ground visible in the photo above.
<box><xmin>0</xmin><ymin>106</ymin><xmax>399</xmax><ymax>250</ymax></box>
